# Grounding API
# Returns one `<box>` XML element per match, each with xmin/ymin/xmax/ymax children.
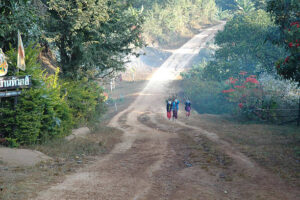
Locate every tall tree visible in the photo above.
<box><xmin>267</xmin><ymin>0</ymin><xmax>300</xmax><ymax>83</ymax></box>
<box><xmin>44</xmin><ymin>0</ymin><xmax>144</xmax><ymax>78</ymax></box>
<box><xmin>202</xmin><ymin>10</ymin><xmax>285</xmax><ymax>80</ymax></box>
<box><xmin>0</xmin><ymin>0</ymin><xmax>40</xmax><ymax>51</ymax></box>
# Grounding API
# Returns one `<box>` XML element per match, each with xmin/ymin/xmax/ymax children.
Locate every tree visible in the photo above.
<box><xmin>142</xmin><ymin>0</ymin><xmax>217</xmax><ymax>45</ymax></box>
<box><xmin>43</xmin><ymin>0</ymin><xmax>144</xmax><ymax>79</ymax></box>
<box><xmin>0</xmin><ymin>0</ymin><xmax>40</xmax><ymax>51</ymax></box>
<box><xmin>201</xmin><ymin>10</ymin><xmax>285</xmax><ymax>81</ymax></box>
<box><xmin>267</xmin><ymin>0</ymin><xmax>300</xmax><ymax>84</ymax></box>
<box><xmin>216</xmin><ymin>0</ymin><xmax>267</xmax><ymax>11</ymax></box>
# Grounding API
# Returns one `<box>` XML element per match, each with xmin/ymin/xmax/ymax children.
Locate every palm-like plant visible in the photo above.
<box><xmin>235</xmin><ymin>0</ymin><xmax>255</xmax><ymax>13</ymax></box>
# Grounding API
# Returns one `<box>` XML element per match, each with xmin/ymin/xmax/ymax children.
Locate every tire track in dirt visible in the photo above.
<box><xmin>138</xmin><ymin>111</ymin><xmax>300</xmax><ymax>199</ymax></box>
<box><xmin>35</xmin><ymin>22</ymin><xmax>298</xmax><ymax>200</ymax></box>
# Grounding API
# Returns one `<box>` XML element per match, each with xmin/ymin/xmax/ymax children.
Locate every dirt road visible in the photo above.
<box><xmin>35</xmin><ymin>23</ymin><xmax>300</xmax><ymax>200</ymax></box>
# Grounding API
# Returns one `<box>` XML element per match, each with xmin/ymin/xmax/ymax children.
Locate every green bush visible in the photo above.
<box><xmin>0</xmin><ymin>45</ymin><xmax>73</xmax><ymax>145</ymax></box>
<box><xmin>0</xmin><ymin>45</ymin><xmax>106</xmax><ymax>145</ymax></box>
<box><xmin>64</xmin><ymin>78</ymin><xmax>106</xmax><ymax>129</ymax></box>
<box><xmin>5</xmin><ymin>138</ymin><xmax>19</xmax><ymax>148</ymax></box>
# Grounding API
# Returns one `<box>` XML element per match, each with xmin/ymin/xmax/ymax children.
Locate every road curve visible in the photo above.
<box><xmin>35</xmin><ymin>22</ymin><xmax>299</xmax><ymax>200</ymax></box>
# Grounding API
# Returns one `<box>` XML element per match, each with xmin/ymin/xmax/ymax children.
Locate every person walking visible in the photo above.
<box><xmin>185</xmin><ymin>99</ymin><xmax>191</xmax><ymax>117</ymax></box>
<box><xmin>166</xmin><ymin>99</ymin><xmax>173</xmax><ymax>120</ymax></box>
<box><xmin>172</xmin><ymin>98</ymin><xmax>180</xmax><ymax>121</ymax></box>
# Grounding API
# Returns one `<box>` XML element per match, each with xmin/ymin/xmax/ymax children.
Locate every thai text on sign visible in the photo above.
<box><xmin>0</xmin><ymin>75</ymin><xmax>31</xmax><ymax>91</ymax></box>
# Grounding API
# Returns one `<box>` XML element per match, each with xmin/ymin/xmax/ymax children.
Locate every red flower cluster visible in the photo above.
<box><xmin>222</xmin><ymin>72</ymin><xmax>263</xmax><ymax>110</ymax></box>
<box><xmin>276</xmin><ymin>64</ymin><xmax>280</xmax><ymax>69</ymax></box>
<box><xmin>291</xmin><ymin>21</ymin><xmax>299</xmax><ymax>27</ymax></box>
<box><xmin>288</xmin><ymin>42</ymin><xmax>300</xmax><ymax>48</ymax></box>
<box><xmin>238</xmin><ymin>103</ymin><xmax>243</xmax><ymax>109</ymax></box>
<box><xmin>286</xmin><ymin>22</ymin><xmax>300</xmax><ymax>47</ymax></box>
<box><xmin>284</xmin><ymin>56</ymin><xmax>290</xmax><ymax>64</ymax></box>
<box><xmin>222</xmin><ymin>88</ymin><xmax>235</xmax><ymax>93</ymax></box>
<box><xmin>295</xmin><ymin>39</ymin><xmax>300</xmax><ymax>47</ymax></box>
<box><xmin>228</xmin><ymin>77</ymin><xmax>238</xmax><ymax>84</ymax></box>
<box><xmin>245</xmin><ymin>77</ymin><xmax>259</xmax><ymax>84</ymax></box>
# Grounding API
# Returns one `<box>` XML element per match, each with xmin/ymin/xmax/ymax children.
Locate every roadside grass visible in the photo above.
<box><xmin>0</xmin><ymin>127</ymin><xmax>122</xmax><ymax>200</ymax></box>
<box><xmin>0</xmin><ymin>80</ymin><xmax>147</xmax><ymax>200</ymax></box>
<box><xmin>183</xmin><ymin>114</ymin><xmax>300</xmax><ymax>186</ymax></box>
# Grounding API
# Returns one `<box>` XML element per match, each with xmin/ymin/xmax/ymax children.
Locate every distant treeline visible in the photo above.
<box><xmin>132</xmin><ymin>0</ymin><xmax>218</xmax><ymax>46</ymax></box>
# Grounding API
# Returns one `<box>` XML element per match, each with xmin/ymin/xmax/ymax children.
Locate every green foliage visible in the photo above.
<box><xmin>220</xmin><ymin>73</ymin><xmax>299</xmax><ymax>122</ymax></box>
<box><xmin>44</xmin><ymin>0</ymin><xmax>144</xmax><ymax>78</ymax></box>
<box><xmin>0</xmin><ymin>0</ymin><xmax>139</xmax><ymax>146</ymax></box>
<box><xmin>235</xmin><ymin>0</ymin><xmax>255</xmax><ymax>14</ymax></box>
<box><xmin>275</xmin><ymin>24</ymin><xmax>300</xmax><ymax>84</ymax></box>
<box><xmin>182</xmin><ymin>0</ymin><xmax>299</xmax><ymax>123</ymax></box>
<box><xmin>0</xmin><ymin>0</ymin><xmax>40</xmax><ymax>51</ymax></box>
<box><xmin>221</xmin><ymin>74</ymin><xmax>263</xmax><ymax>119</ymax></box>
<box><xmin>267</xmin><ymin>0</ymin><xmax>300</xmax><ymax>84</ymax></box>
<box><xmin>266</xmin><ymin>0</ymin><xmax>299</xmax><ymax>30</ymax></box>
<box><xmin>0</xmin><ymin>45</ymin><xmax>73</xmax><ymax>144</ymax></box>
<box><xmin>5</xmin><ymin>138</ymin><xmax>20</xmax><ymax>148</ymax></box>
<box><xmin>215</xmin><ymin>8</ymin><xmax>233</xmax><ymax>20</ymax></box>
<box><xmin>215</xmin><ymin>0</ymin><xmax>237</xmax><ymax>10</ymax></box>
<box><xmin>0</xmin><ymin>45</ymin><xmax>107</xmax><ymax>145</ymax></box>
<box><xmin>181</xmin><ymin>65</ymin><xmax>235</xmax><ymax>114</ymax></box>
<box><xmin>64</xmin><ymin>78</ymin><xmax>106</xmax><ymax>129</ymax></box>
<box><xmin>215</xmin><ymin>0</ymin><xmax>267</xmax><ymax>11</ymax></box>
<box><xmin>201</xmin><ymin>9</ymin><xmax>285</xmax><ymax>80</ymax></box>
<box><xmin>143</xmin><ymin>0</ymin><xmax>217</xmax><ymax>46</ymax></box>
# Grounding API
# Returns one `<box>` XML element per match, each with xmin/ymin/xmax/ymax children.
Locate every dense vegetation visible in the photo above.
<box><xmin>136</xmin><ymin>0</ymin><xmax>217</xmax><ymax>46</ymax></box>
<box><xmin>0</xmin><ymin>0</ymin><xmax>144</xmax><ymax>145</ymax></box>
<box><xmin>0</xmin><ymin>0</ymin><xmax>221</xmax><ymax>145</ymax></box>
<box><xmin>181</xmin><ymin>0</ymin><xmax>299</xmax><ymax>123</ymax></box>
<box><xmin>0</xmin><ymin>0</ymin><xmax>298</xmax><ymax>145</ymax></box>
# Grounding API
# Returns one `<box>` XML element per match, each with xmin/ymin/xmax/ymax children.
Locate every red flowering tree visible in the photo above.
<box><xmin>222</xmin><ymin>72</ymin><xmax>263</xmax><ymax>118</ymax></box>
<box><xmin>276</xmin><ymin>21</ymin><xmax>300</xmax><ymax>84</ymax></box>
<box><xmin>267</xmin><ymin>1</ymin><xmax>300</xmax><ymax>84</ymax></box>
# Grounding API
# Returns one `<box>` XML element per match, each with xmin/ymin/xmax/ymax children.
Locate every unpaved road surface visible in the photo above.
<box><xmin>35</xmin><ymin>22</ymin><xmax>300</xmax><ymax>200</ymax></box>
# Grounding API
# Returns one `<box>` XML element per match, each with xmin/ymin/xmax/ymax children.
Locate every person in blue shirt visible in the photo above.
<box><xmin>185</xmin><ymin>100</ymin><xmax>191</xmax><ymax>117</ymax></box>
<box><xmin>172</xmin><ymin>98</ymin><xmax>180</xmax><ymax>121</ymax></box>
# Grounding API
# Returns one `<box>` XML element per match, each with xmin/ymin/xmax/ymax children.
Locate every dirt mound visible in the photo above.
<box><xmin>0</xmin><ymin>147</ymin><xmax>52</xmax><ymax>167</ymax></box>
<box><xmin>65</xmin><ymin>127</ymin><xmax>91</xmax><ymax>141</ymax></box>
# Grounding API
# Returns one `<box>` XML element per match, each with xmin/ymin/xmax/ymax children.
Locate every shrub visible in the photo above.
<box><xmin>64</xmin><ymin>78</ymin><xmax>106</xmax><ymax>129</ymax></box>
<box><xmin>222</xmin><ymin>72</ymin><xmax>299</xmax><ymax>122</ymax></box>
<box><xmin>222</xmin><ymin>73</ymin><xmax>263</xmax><ymax>119</ymax></box>
<box><xmin>0</xmin><ymin>45</ymin><xmax>73</xmax><ymax>145</ymax></box>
